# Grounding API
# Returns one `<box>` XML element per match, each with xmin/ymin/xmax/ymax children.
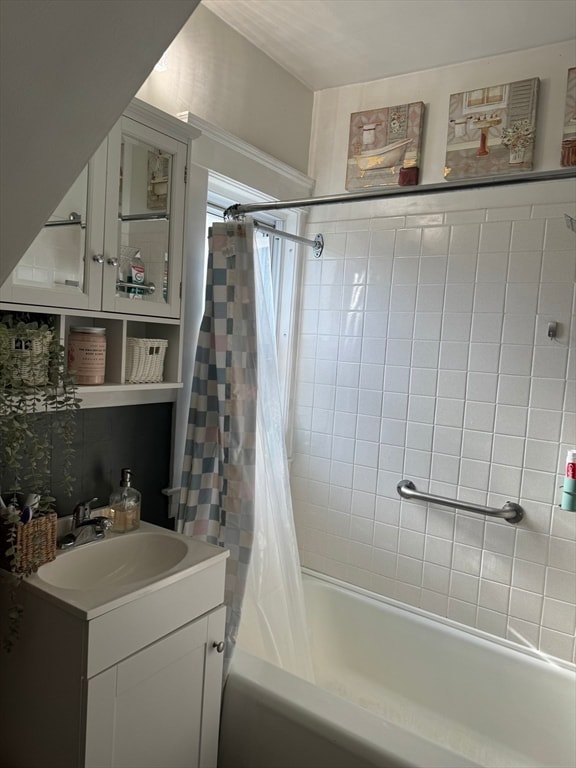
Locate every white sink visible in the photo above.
<box><xmin>38</xmin><ymin>532</ymin><xmax>188</xmax><ymax>591</ymax></box>
<box><xmin>26</xmin><ymin>522</ymin><xmax>228</xmax><ymax>619</ymax></box>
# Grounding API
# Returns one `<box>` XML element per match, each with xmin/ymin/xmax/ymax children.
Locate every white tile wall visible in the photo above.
<box><xmin>291</xmin><ymin>186</ymin><xmax>576</xmax><ymax>663</ymax></box>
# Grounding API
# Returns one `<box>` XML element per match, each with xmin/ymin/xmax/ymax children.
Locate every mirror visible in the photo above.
<box><xmin>12</xmin><ymin>167</ymin><xmax>88</xmax><ymax>292</ymax></box>
<box><xmin>116</xmin><ymin>136</ymin><xmax>173</xmax><ymax>304</ymax></box>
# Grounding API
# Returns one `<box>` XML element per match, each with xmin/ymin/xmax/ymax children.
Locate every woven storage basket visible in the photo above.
<box><xmin>0</xmin><ymin>512</ymin><xmax>57</xmax><ymax>574</ymax></box>
<box><xmin>125</xmin><ymin>338</ymin><xmax>168</xmax><ymax>383</ymax></box>
<box><xmin>0</xmin><ymin>328</ymin><xmax>53</xmax><ymax>386</ymax></box>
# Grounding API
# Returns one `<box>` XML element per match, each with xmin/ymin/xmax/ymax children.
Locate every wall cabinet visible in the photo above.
<box><xmin>0</xmin><ymin>100</ymin><xmax>200</xmax><ymax>407</ymax></box>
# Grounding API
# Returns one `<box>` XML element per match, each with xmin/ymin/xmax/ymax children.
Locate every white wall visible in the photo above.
<box><xmin>292</xmin><ymin>42</ymin><xmax>576</xmax><ymax>663</ymax></box>
<box><xmin>137</xmin><ymin>5</ymin><xmax>314</xmax><ymax>176</ymax></box>
<box><xmin>0</xmin><ymin>0</ymin><xmax>199</xmax><ymax>287</ymax></box>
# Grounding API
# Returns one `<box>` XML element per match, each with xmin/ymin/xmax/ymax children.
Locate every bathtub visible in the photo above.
<box><xmin>219</xmin><ymin>571</ymin><xmax>575</xmax><ymax>768</ymax></box>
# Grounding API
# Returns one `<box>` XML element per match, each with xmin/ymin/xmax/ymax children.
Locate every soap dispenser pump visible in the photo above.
<box><xmin>109</xmin><ymin>468</ymin><xmax>141</xmax><ymax>532</ymax></box>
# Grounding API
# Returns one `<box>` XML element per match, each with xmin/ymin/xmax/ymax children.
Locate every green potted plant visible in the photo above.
<box><xmin>0</xmin><ymin>312</ymin><xmax>80</xmax><ymax>650</ymax></box>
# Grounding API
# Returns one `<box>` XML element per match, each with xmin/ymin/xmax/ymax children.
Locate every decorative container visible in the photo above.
<box><xmin>0</xmin><ymin>327</ymin><xmax>53</xmax><ymax>386</ymax></box>
<box><xmin>67</xmin><ymin>326</ymin><xmax>107</xmax><ymax>385</ymax></box>
<box><xmin>0</xmin><ymin>512</ymin><xmax>57</xmax><ymax>574</ymax></box>
<box><xmin>125</xmin><ymin>338</ymin><xmax>168</xmax><ymax>383</ymax></box>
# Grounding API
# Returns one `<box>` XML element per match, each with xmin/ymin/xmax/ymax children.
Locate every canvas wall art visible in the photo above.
<box><xmin>345</xmin><ymin>102</ymin><xmax>425</xmax><ymax>190</ymax></box>
<box><xmin>445</xmin><ymin>78</ymin><xmax>539</xmax><ymax>180</ymax></box>
<box><xmin>561</xmin><ymin>67</ymin><xmax>576</xmax><ymax>167</ymax></box>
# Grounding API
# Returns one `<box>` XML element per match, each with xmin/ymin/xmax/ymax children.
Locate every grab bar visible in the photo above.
<box><xmin>397</xmin><ymin>480</ymin><xmax>524</xmax><ymax>524</ymax></box>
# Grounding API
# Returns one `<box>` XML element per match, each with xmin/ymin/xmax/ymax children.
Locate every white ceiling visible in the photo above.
<box><xmin>202</xmin><ymin>0</ymin><xmax>576</xmax><ymax>91</ymax></box>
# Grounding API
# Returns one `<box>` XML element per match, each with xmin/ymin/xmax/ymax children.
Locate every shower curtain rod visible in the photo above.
<box><xmin>210</xmin><ymin>203</ymin><xmax>324</xmax><ymax>256</ymax></box>
<box><xmin>223</xmin><ymin>168</ymin><xmax>575</xmax><ymax>219</ymax></box>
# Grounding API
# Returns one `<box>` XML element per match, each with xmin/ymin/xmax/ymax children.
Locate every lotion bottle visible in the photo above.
<box><xmin>109</xmin><ymin>468</ymin><xmax>141</xmax><ymax>532</ymax></box>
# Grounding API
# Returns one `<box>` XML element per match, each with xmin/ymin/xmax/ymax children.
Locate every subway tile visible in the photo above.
<box><xmin>445</xmin><ymin>211</ymin><xmax>485</xmax><ymax>226</ymax></box>
<box><xmin>395</xmin><ymin>228</ymin><xmax>422</xmax><ymax>257</ymax></box>
<box><xmin>494</xmin><ymin>404</ymin><xmax>528</xmax><ymax>437</ymax></box>
<box><xmin>489</xmin><ymin>464</ymin><xmax>521</xmax><ymax>499</ymax></box>
<box><xmin>370</xmin><ymin>216</ymin><xmax>406</xmax><ymax>231</ymax></box>
<box><xmin>538</xmin><ymin>282</ymin><xmax>573</xmax><ymax>315</ymax></box>
<box><xmin>375</xmin><ymin>496</ymin><xmax>400</xmax><ymax>525</ymax></box>
<box><xmin>421</xmin><ymin>589</ymin><xmax>449</xmax><ymax>616</ymax></box>
<box><xmin>497</xmin><ymin>375</ymin><xmax>530</xmax><ymax>406</ymax></box>
<box><xmin>407</xmin><ymin>213</ymin><xmax>445</xmax><ymax>228</ymax></box>
<box><xmin>351</xmin><ymin>490</ymin><xmax>376</xmax><ymax>520</ymax></box>
<box><xmin>478</xmin><ymin>579</ymin><xmax>510</xmax><ymax>613</ymax></box>
<box><xmin>504</xmin><ymin>283</ymin><xmax>539</xmax><ymax>314</ymax></box>
<box><xmin>452</xmin><ymin>542</ymin><xmax>482</xmax><ymax>576</ymax></box>
<box><xmin>447</xmin><ymin>598</ymin><xmax>477</xmax><ymax>626</ymax></box>
<box><xmin>499</xmin><ymin>344</ymin><xmax>533</xmax><ymax>376</ymax></box>
<box><xmin>509</xmin><ymin>588</ymin><xmax>543</xmax><ymax>623</ymax></box>
<box><xmin>450</xmin><ymin>571</ymin><xmax>480</xmax><ymax>603</ymax></box>
<box><xmin>507</xmin><ymin>251</ymin><xmax>542</xmax><ymax>283</ymax></box>
<box><xmin>476</xmin><ymin>251</ymin><xmax>509</xmax><ymax>282</ymax></box>
<box><xmin>527</xmin><ymin>409</ymin><xmax>562</xmax><ymax>442</ymax></box>
<box><xmin>548</xmin><ymin>537</ymin><xmax>576</xmax><ymax>572</ymax></box>
<box><xmin>502</xmin><ymin>315</ymin><xmax>535</xmax><ymax>345</ymax></box>
<box><xmin>521</xmin><ymin>469</ymin><xmax>556</xmax><ymax>505</ymax></box>
<box><xmin>342</xmin><ymin>284</ymin><xmax>367</xmax><ymax>312</ymax></box>
<box><xmin>462</xmin><ymin>429</ymin><xmax>492</xmax><ymax>461</ymax></box>
<box><xmin>539</xmin><ymin>627</ymin><xmax>574</xmax><ymax>663</ymax></box>
<box><xmin>486</xmin><ymin>205</ymin><xmax>531</xmax><ymax>221</ymax></box>
<box><xmin>434</xmin><ymin>426</ymin><xmax>463</xmax><ymax>456</ymax></box>
<box><xmin>510</xmin><ymin>219</ymin><xmax>545</xmax><ymax>251</ymax></box>
<box><xmin>479</xmin><ymin>221</ymin><xmax>511</xmax><ymax>252</ymax></box>
<box><xmin>446</xmin><ymin>253</ymin><xmax>477</xmax><ymax>282</ymax></box>
<box><xmin>442</xmin><ymin>312</ymin><xmax>472</xmax><ymax>341</ymax></box>
<box><xmin>444</xmin><ymin>284</ymin><xmax>474</xmax><ymax>312</ymax></box>
<box><xmin>406</xmin><ymin>422</ymin><xmax>434</xmax><ymax>452</ymax></box>
<box><xmin>416</xmin><ymin>284</ymin><xmax>446</xmax><ymax>312</ymax></box>
<box><xmin>545</xmin><ymin>568</ymin><xmax>576</xmax><ymax>603</ymax></box>
<box><xmin>471</xmin><ymin>313</ymin><xmax>503</xmax><ymax>343</ymax></box>
<box><xmin>421</xmin><ymin>226</ymin><xmax>450</xmax><ymax>256</ymax></box>
<box><xmin>476</xmin><ymin>608</ymin><xmax>508</xmax><ymax>638</ymax></box>
<box><xmin>467</xmin><ymin>372</ymin><xmax>498</xmax><ymax>402</ymax></box>
<box><xmin>544</xmin><ymin>217</ymin><xmax>576</xmax><ymax>251</ymax></box>
<box><xmin>542</xmin><ymin>598</ymin><xmax>576</xmax><ymax>634</ymax></box>
<box><xmin>460</xmin><ymin>458</ymin><xmax>490</xmax><ymax>491</ymax></box>
<box><xmin>437</xmin><ymin>370</ymin><xmax>467</xmax><ymax>399</ymax></box>
<box><xmin>333</xmin><ymin>411</ymin><xmax>358</xmax><ymax>438</ymax></box>
<box><xmin>464</xmin><ymin>401</ymin><xmax>496</xmax><ymax>433</ymax></box>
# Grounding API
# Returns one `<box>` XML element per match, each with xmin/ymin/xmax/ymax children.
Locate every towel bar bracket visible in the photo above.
<box><xmin>397</xmin><ymin>480</ymin><xmax>524</xmax><ymax>524</ymax></box>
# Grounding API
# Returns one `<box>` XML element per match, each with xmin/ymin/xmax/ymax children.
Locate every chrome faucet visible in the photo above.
<box><xmin>57</xmin><ymin>498</ymin><xmax>112</xmax><ymax>549</ymax></box>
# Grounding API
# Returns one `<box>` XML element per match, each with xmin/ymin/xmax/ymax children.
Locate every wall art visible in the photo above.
<box><xmin>345</xmin><ymin>102</ymin><xmax>425</xmax><ymax>190</ymax></box>
<box><xmin>445</xmin><ymin>78</ymin><xmax>539</xmax><ymax>180</ymax></box>
<box><xmin>561</xmin><ymin>67</ymin><xmax>576</xmax><ymax>167</ymax></box>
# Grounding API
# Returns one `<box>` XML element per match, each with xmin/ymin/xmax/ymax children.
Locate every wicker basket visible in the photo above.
<box><xmin>125</xmin><ymin>338</ymin><xmax>168</xmax><ymax>383</ymax></box>
<box><xmin>0</xmin><ymin>512</ymin><xmax>57</xmax><ymax>574</ymax></box>
<box><xmin>0</xmin><ymin>328</ymin><xmax>53</xmax><ymax>386</ymax></box>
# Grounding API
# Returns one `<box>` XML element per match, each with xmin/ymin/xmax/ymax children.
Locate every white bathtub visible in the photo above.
<box><xmin>219</xmin><ymin>571</ymin><xmax>576</xmax><ymax>768</ymax></box>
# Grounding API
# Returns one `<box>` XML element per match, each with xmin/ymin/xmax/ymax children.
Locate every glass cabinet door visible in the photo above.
<box><xmin>101</xmin><ymin>117</ymin><xmax>186</xmax><ymax>318</ymax></box>
<box><xmin>0</xmin><ymin>141</ymin><xmax>107</xmax><ymax>310</ymax></box>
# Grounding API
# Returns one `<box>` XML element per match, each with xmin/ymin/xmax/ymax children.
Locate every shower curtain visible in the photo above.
<box><xmin>178</xmin><ymin>219</ymin><xmax>313</xmax><ymax>682</ymax></box>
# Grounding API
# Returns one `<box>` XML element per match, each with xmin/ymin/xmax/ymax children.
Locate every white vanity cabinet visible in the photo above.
<box><xmin>0</xmin><ymin>100</ymin><xmax>201</xmax><ymax>407</ymax></box>
<box><xmin>0</xmin><ymin>525</ymin><xmax>228</xmax><ymax>768</ymax></box>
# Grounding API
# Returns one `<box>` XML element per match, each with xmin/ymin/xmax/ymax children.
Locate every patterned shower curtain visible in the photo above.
<box><xmin>178</xmin><ymin>220</ymin><xmax>256</xmax><ymax>675</ymax></box>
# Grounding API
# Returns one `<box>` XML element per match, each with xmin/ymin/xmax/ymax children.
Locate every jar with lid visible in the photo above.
<box><xmin>67</xmin><ymin>327</ymin><xmax>106</xmax><ymax>385</ymax></box>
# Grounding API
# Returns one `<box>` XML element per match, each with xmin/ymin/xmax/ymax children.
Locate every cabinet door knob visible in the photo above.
<box><xmin>213</xmin><ymin>640</ymin><xmax>225</xmax><ymax>653</ymax></box>
<box><xmin>107</xmin><ymin>257</ymin><xmax>119</xmax><ymax>267</ymax></box>
<box><xmin>92</xmin><ymin>254</ymin><xmax>104</xmax><ymax>264</ymax></box>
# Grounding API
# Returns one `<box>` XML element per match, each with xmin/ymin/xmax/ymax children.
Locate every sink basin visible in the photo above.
<box><xmin>37</xmin><ymin>531</ymin><xmax>188</xmax><ymax>591</ymax></box>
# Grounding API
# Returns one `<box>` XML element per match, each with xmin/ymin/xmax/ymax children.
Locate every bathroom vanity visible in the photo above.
<box><xmin>0</xmin><ymin>523</ymin><xmax>228</xmax><ymax>768</ymax></box>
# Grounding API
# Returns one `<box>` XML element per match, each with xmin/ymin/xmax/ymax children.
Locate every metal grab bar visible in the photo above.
<box><xmin>397</xmin><ymin>480</ymin><xmax>524</xmax><ymax>524</ymax></box>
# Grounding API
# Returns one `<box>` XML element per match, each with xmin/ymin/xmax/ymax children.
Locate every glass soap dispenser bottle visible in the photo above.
<box><xmin>109</xmin><ymin>468</ymin><xmax>141</xmax><ymax>532</ymax></box>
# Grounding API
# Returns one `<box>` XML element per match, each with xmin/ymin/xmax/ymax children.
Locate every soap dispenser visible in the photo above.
<box><xmin>109</xmin><ymin>468</ymin><xmax>141</xmax><ymax>532</ymax></box>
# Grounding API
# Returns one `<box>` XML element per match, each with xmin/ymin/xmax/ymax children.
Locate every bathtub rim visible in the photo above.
<box><xmin>301</xmin><ymin>567</ymin><xmax>576</xmax><ymax>674</ymax></box>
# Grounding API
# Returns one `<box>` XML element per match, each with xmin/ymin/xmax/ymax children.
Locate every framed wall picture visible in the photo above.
<box><xmin>445</xmin><ymin>78</ymin><xmax>539</xmax><ymax>180</ymax></box>
<box><xmin>345</xmin><ymin>102</ymin><xmax>425</xmax><ymax>190</ymax></box>
<box><xmin>561</xmin><ymin>67</ymin><xmax>576</xmax><ymax>167</ymax></box>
